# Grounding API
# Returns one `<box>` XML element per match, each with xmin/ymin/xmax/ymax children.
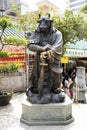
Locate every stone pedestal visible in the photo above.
<box><xmin>76</xmin><ymin>66</ymin><xmax>87</xmax><ymax>103</ymax></box>
<box><xmin>20</xmin><ymin>95</ymin><xmax>74</xmax><ymax>125</ymax></box>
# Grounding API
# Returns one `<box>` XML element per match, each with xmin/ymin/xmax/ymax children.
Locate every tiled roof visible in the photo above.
<box><xmin>0</xmin><ymin>27</ymin><xmax>24</xmax><ymax>38</ymax></box>
<box><xmin>67</xmin><ymin>40</ymin><xmax>87</xmax><ymax>50</ymax></box>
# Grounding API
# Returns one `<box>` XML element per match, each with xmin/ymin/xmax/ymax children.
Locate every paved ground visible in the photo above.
<box><xmin>0</xmin><ymin>93</ymin><xmax>87</xmax><ymax>130</ymax></box>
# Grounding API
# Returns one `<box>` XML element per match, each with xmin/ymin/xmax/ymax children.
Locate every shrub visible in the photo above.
<box><xmin>0</xmin><ymin>62</ymin><xmax>20</xmax><ymax>75</ymax></box>
<box><xmin>4</xmin><ymin>36</ymin><xmax>28</xmax><ymax>46</ymax></box>
<box><xmin>0</xmin><ymin>51</ymin><xmax>10</xmax><ymax>58</ymax></box>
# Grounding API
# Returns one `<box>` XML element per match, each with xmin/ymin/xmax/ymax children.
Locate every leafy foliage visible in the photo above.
<box><xmin>0</xmin><ymin>16</ymin><xmax>28</xmax><ymax>51</ymax></box>
<box><xmin>10</xmin><ymin>0</ymin><xmax>21</xmax><ymax>15</ymax></box>
<box><xmin>0</xmin><ymin>16</ymin><xmax>13</xmax><ymax>51</ymax></box>
<box><xmin>80</xmin><ymin>4</ymin><xmax>87</xmax><ymax>39</ymax></box>
<box><xmin>19</xmin><ymin>12</ymin><xmax>38</xmax><ymax>32</ymax></box>
<box><xmin>80</xmin><ymin>4</ymin><xmax>87</xmax><ymax>14</ymax></box>
<box><xmin>0</xmin><ymin>17</ymin><xmax>12</xmax><ymax>30</ymax></box>
<box><xmin>0</xmin><ymin>62</ymin><xmax>20</xmax><ymax>75</ymax></box>
<box><xmin>4</xmin><ymin>36</ymin><xmax>28</xmax><ymax>46</ymax></box>
<box><xmin>52</xmin><ymin>10</ymin><xmax>87</xmax><ymax>54</ymax></box>
<box><xmin>0</xmin><ymin>51</ymin><xmax>10</xmax><ymax>57</ymax></box>
<box><xmin>53</xmin><ymin>10</ymin><xmax>85</xmax><ymax>46</ymax></box>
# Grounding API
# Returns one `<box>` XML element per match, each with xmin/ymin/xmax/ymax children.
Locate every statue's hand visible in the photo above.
<box><xmin>46</xmin><ymin>50</ymin><xmax>54</xmax><ymax>62</ymax></box>
<box><xmin>40</xmin><ymin>50</ymin><xmax>54</xmax><ymax>61</ymax></box>
<box><xmin>47</xmin><ymin>50</ymin><xmax>54</xmax><ymax>59</ymax></box>
<box><xmin>43</xmin><ymin>44</ymin><xmax>51</xmax><ymax>51</ymax></box>
<box><xmin>40</xmin><ymin>51</ymin><xmax>47</xmax><ymax>60</ymax></box>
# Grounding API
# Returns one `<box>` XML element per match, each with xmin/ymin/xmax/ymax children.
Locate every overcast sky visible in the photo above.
<box><xmin>20</xmin><ymin>0</ymin><xmax>67</xmax><ymax>14</ymax></box>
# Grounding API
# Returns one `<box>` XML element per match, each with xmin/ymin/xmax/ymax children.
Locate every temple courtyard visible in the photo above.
<box><xmin>0</xmin><ymin>92</ymin><xmax>87</xmax><ymax>130</ymax></box>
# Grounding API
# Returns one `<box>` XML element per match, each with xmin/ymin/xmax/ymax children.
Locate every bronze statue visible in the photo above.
<box><xmin>26</xmin><ymin>14</ymin><xmax>65</xmax><ymax>104</ymax></box>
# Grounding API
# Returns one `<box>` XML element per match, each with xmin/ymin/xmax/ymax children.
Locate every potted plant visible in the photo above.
<box><xmin>0</xmin><ymin>90</ymin><xmax>13</xmax><ymax>106</ymax></box>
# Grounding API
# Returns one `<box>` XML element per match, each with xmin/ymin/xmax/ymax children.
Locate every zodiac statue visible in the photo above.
<box><xmin>26</xmin><ymin>14</ymin><xmax>65</xmax><ymax>104</ymax></box>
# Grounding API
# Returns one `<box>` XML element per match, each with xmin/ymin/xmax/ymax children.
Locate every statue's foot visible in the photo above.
<box><xmin>51</xmin><ymin>92</ymin><xmax>65</xmax><ymax>103</ymax></box>
<box><xmin>27</xmin><ymin>92</ymin><xmax>51</xmax><ymax>104</ymax></box>
<box><xmin>26</xmin><ymin>87</ymin><xmax>39</xmax><ymax>96</ymax></box>
<box><xmin>51</xmin><ymin>88</ymin><xmax>61</xmax><ymax>94</ymax></box>
<box><xmin>26</xmin><ymin>88</ymin><xmax>65</xmax><ymax>104</ymax></box>
<box><xmin>59</xmin><ymin>92</ymin><xmax>66</xmax><ymax>102</ymax></box>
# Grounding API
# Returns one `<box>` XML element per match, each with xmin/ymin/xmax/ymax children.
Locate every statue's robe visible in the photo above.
<box><xmin>28</xmin><ymin>27</ymin><xmax>63</xmax><ymax>93</ymax></box>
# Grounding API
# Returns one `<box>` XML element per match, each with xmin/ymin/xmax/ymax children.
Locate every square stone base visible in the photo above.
<box><xmin>20</xmin><ymin>95</ymin><xmax>74</xmax><ymax>125</ymax></box>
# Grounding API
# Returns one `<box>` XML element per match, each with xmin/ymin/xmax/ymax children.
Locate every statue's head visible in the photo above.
<box><xmin>37</xmin><ymin>14</ymin><xmax>53</xmax><ymax>33</ymax></box>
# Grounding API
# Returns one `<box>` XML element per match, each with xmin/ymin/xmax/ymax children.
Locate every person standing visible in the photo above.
<box><xmin>63</xmin><ymin>75</ymin><xmax>71</xmax><ymax>97</ymax></box>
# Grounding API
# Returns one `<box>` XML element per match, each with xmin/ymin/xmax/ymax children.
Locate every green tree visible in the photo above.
<box><xmin>0</xmin><ymin>16</ymin><xmax>12</xmax><ymax>50</ymax></box>
<box><xmin>80</xmin><ymin>4</ymin><xmax>87</xmax><ymax>14</ymax></box>
<box><xmin>80</xmin><ymin>4</ymin><xmax>87</xmax><ymax>39</ymax></box>
<box><xmin>52</xmin><ymin>10</ymin><xmax>86</xmax><ymax>54</ymax></box>
<box><xmin>0</xmin><ymin>16</ymin><xmax>27</xmax><ymax>51</ymax></box>
<box><xmin>10</xmin><ymin>0</ymin><xmax>21</xmax><ymax>16</ymax></box>
<box><xmin>19</xmin><ymin>12</ymin><xmax>38</xmax><ymax>32</ymax></box>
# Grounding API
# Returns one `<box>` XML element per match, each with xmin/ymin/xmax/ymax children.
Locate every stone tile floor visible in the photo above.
<box><xmin>0</xmin><ymin>93</ymin><xmax>87</xmax><ymax>130</ymax></box>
